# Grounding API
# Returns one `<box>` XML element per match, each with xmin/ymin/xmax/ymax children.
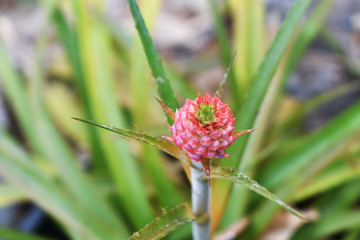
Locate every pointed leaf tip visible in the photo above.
<box><xmin>156</xmin><ymin>98</ymin><xmax>175</xmax><ymax>120</ymax></box>
<box><xmin>215</xmin><ymin>51</ymin><xmax>237</xmax><ymax>98</ymax></box>
<box><xmin>128</xmin><ymin>203</ymin><xmax>198</xmax><ymax>240</ymax></box>
<box><xmin>72</xmin><ymin>118</ymin><xmax>192</xmax><ymax>167</ymax></box>
<box><xmin>210</xmin><ymin>167</ymin><xmax>307</xmax><ymax>221</ymax></box>
<box><xmin>201</xmin><ymin>159</ymin><xmax>211</xmax><ymax>185</ymax></box>
<box><xmin>234</xmin><ymin>129</ymin><xmax>256</xmax><ymax>138</ymax></box>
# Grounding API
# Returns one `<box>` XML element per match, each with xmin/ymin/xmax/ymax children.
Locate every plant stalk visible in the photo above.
<box><xmin>191</xmin><ymin>160</ymin><xmax>210</xmax><ymax>240</ymax></box>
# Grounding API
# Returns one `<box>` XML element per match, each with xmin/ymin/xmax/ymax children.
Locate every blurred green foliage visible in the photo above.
<box><xmin>0</xmin><ymin>0</ymin><xmax>359</xmax><ymax>239</ymax></box>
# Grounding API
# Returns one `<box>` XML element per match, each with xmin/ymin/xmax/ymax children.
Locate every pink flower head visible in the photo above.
<box><xmin>167</xmin><ymin>94</ymin><xmax>239</xmax><ymax>162</ymax></box>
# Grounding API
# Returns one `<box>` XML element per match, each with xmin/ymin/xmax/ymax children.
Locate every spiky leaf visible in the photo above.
<box><xmin>214</xmin><ymin>51</ymin><xmax>237</xmax><ymax>99</ymax></box>
<box><xmin>210</xmin><ymin>167</ymin><xmax>306</xmax><ymax>220</ymax></box>
<box><xmin>129</xmin><ymin>203</ymin><xmax>199</xmax><ymax>240</ymax></box>
<box><xmin>127</xmin><ymin>0</ymin><xmax>179</xmax><ymax>120</ymax></box>
<box><xmin>72</xmin><ymin>118</ymin><xmax>192</xmax><ymax>166</ymax></box>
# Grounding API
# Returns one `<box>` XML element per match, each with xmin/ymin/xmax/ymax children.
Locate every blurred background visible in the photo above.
<box><xmin>0</xmin><ymin>0</ymin><xmax>360</xmax><ymax>239</ymax></box>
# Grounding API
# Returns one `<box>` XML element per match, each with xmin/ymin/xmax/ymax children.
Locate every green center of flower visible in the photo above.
<box><xmin>196</xmin><ymin>104</ymin><xmax>215</xmax><ymax>124</ymax></box>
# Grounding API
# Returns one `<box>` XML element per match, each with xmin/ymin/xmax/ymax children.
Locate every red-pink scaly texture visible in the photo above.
<box><xmin>166</xmin><ymin>94</ymin><xmax>237</xmax><ymax>162</ymax></box>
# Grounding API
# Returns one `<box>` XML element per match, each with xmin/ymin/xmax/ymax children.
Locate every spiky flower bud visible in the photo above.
<box><xmin>166</xmin><ymin>94</ymin><xmax>239</xmax><ymax>162</ymax></box>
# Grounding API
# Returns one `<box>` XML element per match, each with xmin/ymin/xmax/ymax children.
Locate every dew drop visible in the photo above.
<box><xmin>156</xmin><ymin>77</ymin><xmax>164</xmax><ymax>83</ymax></box>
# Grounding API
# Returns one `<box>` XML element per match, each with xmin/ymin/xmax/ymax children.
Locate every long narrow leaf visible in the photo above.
<box><xmin>213</xmin><ymin>0</ymin><xmax>313</xmax><ymax>230</ymax></box>
<box><xmin>292</xmin><ymin>210</ymin><xmax>360</xmax><ymax>240</ymax></box>
<box><xmin>293</xmin><ymin>161</ymin><xmax>360</xmax><ymax>202</ymax></box>
<box><xmin>73</xmin><ymin>0</ymin><xmax>155</xmax><ymax>228</ymax></box>
<box><xmin>127</xmin><ymin>0</ymin><xmax>179</xmax><ymax>120</ymax></box>
<box><xmin>142</xmin><ymin>146</ymin><xmax>184</xmax><ymax>208</ymax></box>
<box><xmin>0</xmin><ymin>184</ymin><xmax>26</xmax><ymax>207</ymax></box>
<box><xmin>343</xmin><ymin>229</ymin><xmax>360</xmax><ymax>240</ymax></box>
<box><xmin>127</xmin><ymin>0</ymin><xmax>184</xmax><ymax>213</ymax></box>
<box><xmin>30</xmin><ymin>33</ymin><xmax>129</xmax><ymax>234</ymax></box>
<box><xmin>221</xmin><ymin>0</ymin><xmax>333</xmax><ymax>225</ymax></box>
<box><xmin>73</xmin><ymin>118</ymin><xmax>192</xmax><ymax>166</ymax></box>
<box><xmin>210</xmin><ymin>167</ymin><xmax>305</xmax><ymax>221</ymax></box>
<box><xmin>129</xmin><ymin>203</ymin><xmax>199</xmax><ymax>240</ymax></box>
<box><xmin>226</xmin><ymin>0</ymin><xmax>312</xmax><ymax>169</ymax></box>
<box><xmin>0</xmin><ymin>227</ymin><xmax>54</xmax><ymax>240</ymax></box>
<box><xmin>51</xmin><ymin>6</ymin><xmax>105</xmax><ymax>170</ymax></box>
<box><xmin>280</xmin><ymin>0</ymin><xmax>334</xmax><ymax>87</ymax></box>
<box><xmin>0</xmin><ymin>43</ymin><xmax>42</xmax><ymax>156</ymax></box>
<box><xmin>164</xmin><ymin>64</ymin><xmax>197</xmax><ymax>100</ymax></box>
<box><xmin>94</xmin><ymin>13</ymin><xmax>197</xmax><ymax>102</ymax></box>
<box><xmin>130</xmin><ymin>0</ymin><xmax>162</xmax><ymax>123</ymax></box>
<box><xmin>259</xmin><ymin>101</ymin><xmax>360</xmax><ymax>189</ymax></box>
<box><xmin>0</xmin><ymin>134</ymin><xmax>117</xmax><ymax>240</ymax></box>
<box><xmin>229</xmin><ymin>0</ymin><xmax>265</xmax><ymax>94</ymax></box>
<box><xmin>0</xmin><ymin>37</ymin><xmax>126</xmax><ymax>234</ymax></box>
<box><xmin>242</xmin><ymin>101</ymin><xmax>360</xmax><ymax>237</ymax></box>
<box><xmin>208</xmin><ymin>0</ymin><xmax>239</xmax><ymax>106</ymax></box>
<box><xmin>317</xmin><ymin>179</ymin><xmax>360</xmax><ymax>217</ymax></box>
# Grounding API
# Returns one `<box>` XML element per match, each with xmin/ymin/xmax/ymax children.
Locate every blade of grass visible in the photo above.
<box><xmin>72</xmin><ymin>118</ymin><xmax>192</xmax><ymax>167</ymax></box>
<box><xmin>44</xmin><ymin>82</ymin><xmax>88</xmax><ymax>145</ymax></box>
<box><xmin>293</xmin><ymin>160</ymin><xmax>360</xmax><ymax>202</ymax></box>
<box><xmin>212</xmin><ymin>0</ymin><xmax>313</xmax><ymax>230</ymax></box>
<box><xmin>208</xmin><ymin>0</ymin><xmax>239</xmax><ymax>107</ymax></box>
<box><xmin>128</xmin><ymin>0</ymin><xmax>184</xmax><ymax>213</ymax></box>
<box><xmin>280</xmin><ymin>0</ymin><xmax>334</xmax><ymax>87</ymax></box>
<box><xmin>51</xmin><ymin>6</ymin><xmax>105</xmax><ymax>171</ymax></box>
<box><xmin>29</xmin><ymin>31</ymin><xmax>130</xmax><ymax>235</ymax></box>
<box><xmin>129</xmin><ymin>0</ymin><xmax>162</xmax><ymax>126</ymax></box>
<box><xmin>93</xmin><ymin>11</ymin><xmax>132</xmax><ymax>53</ymax></box>
<box><xmin>0</xmin><ymin>227</ymin><xmax>54</xmax><ymax>240</ymax></box>
<box><xmin>315</xmin><ymin>147</ymin><xmax>360</xmax><ymax>216</ymax></box>
<box><xmin>226</xmin><ymin>0</ymin><xmax>313</xmax><ymax>169</ymax></box>
<box><xmin>51</xmin><ymin>7</ymin><xmax>86</xmax><ymax>101</ymax></box>
<box><xmin>221</xmin><ymin>0</ymin><xmax>334</xmax><ymax>220</ymax></box>
<box><xmin>292</xmin><ymin>210</ymin><xmax>360</xmax><ymax>240</ymax></box>
<box><xmin>226</xmin><ymin>71</ymin><xmax>292</xmax><ymax>226</ymax></box>
<box><xmin>0</xmin><ymin>43</ymin><xmax>42</xmax><ymax>156</ymax></box>
<box><xmin>127</xmin><ymin>0</ymin><xmax>179</xmax><ymax>122</ymax></box>
<box><xmin>259</xmin><ymin>102</ymin><xmax>360</xmax><ymax>189</ymax></box>
<box><xmin>0</xmin><ymin>183</ymin><xmax>26</xmax><ymax>207</ymax></box>
<box><xmin>316</xmin><ymin>179</ymin><xmax>360</xmax><ymax>217</ymax></box>
<box><xmin>142</xmin><ymin>146</ymin><xmax>184</xmax><ymax>208</ymax></box>
<box><xmin>320</xmin><ymin>28</ymin><xmax>360</xmax><ymax>77</ymax></box>
<box><xmin>270</xmin><ymin>81</ymin><xmax>360</xmax><ymax>138</ymax></box>
<box><xmin>220</xmin><ymin>63</ymin><xmax>285</xmax><ymax>229</ymax></box>
<box><xmin>1</xmin><ymin>34</ymin><xmax>127</xmax><ymax>235</ymax></box>
<box><xmin>129</xmin><ymin>203</ymin><xmax>199</xmax><ymax>240</ymax></box>
<box><xmin>247</xmin><ymin>0</ymin><xmax>265</xmax><ymax>78</ymax></box>
<box><xmin>210</xmin><ymin>167</ymin><xmax>305</xmax><ymax>221</ymax></box>
<box><xmin>73</xmin><ymin>0</ymin><xmax>155</xmax><ymax>229</ymax></box>
<box><xmin>214</xmin><ymin>52</ymin><xmax>237</xmax><ymax>99</ymax></box>
<box><xmin>164</xmin><ymin>64</ymin><xmax>197</xmax><ymax>100</ymax></box>
<box><xmin>229</xmin><ymin>0</ymin><xmax>265</xmax><ymax>94</ymax></box>
<box><xmin>343</xmin><ymin>229</ymin><xmax>360</xmax><ymax>240</ymax></box>
<box><xmin>0</xmin><ymin>133</ymin><xmax>118</xmax><ymax>240</ymax></box>
<box><xmin>95</xmin><ymin>12</ymin><xmax>197</xmax><ymax>102</ymax></box>
<box><xmin>242</xmin><ymin>101</ymin><xmax>360</xmax><ymax>237</ymax></box>
<box><xmin>230</xmin><ymin>0</ymin><xmax>249</xmax><ymax>93</ymax></box>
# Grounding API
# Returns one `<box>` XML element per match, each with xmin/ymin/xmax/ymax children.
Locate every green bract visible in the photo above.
<box><xmin>196</xmin><ymin>104</ymin><xmax>216</xmax><ymax>125</ymax></box>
